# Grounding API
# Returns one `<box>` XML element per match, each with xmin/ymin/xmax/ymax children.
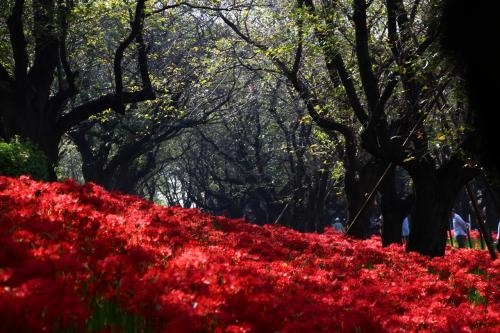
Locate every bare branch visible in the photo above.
<box><xmin>148</xmin><ymin>1</ymin><xmax>256</xmax><ymax>15</ymax></box>
<box><xmin>58</xmin><ymin>89</ymin><xmax>153</xmax><ymax>134</ymax></box>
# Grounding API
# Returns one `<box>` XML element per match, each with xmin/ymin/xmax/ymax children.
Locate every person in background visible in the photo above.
<box><xmin>497</xmin><ymin>221</ymin><xmax>500</xmax><ymax>251</ymax></box>
<box><xmin>370</xmin><ymin>214</ymin><xmax>382</xmax><ymax>236</ymax></box>
<box><xmin>402</xmin><ymin>215</ymin><xmax>410</xmax><ymax>243</ymax></box>
<box><xmin>451</xmin><ymin>210</ymin><xmax>470</xmax><ymax>248</ymax></box>
<box><xmin>332</xmin><ymin>217</ymin><xmax>345</xmax><ymax>233</ymax></box>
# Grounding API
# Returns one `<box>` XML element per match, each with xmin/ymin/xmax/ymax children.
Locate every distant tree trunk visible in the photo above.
<box><xmin>69</xmin><ymin>123</ymin><xmax>160</xmax><ymax>194</ymax></box>
<box><xmin>344</xmin><ymin>177</ymin><xmax>372</xmax><ymax>238</ymax></box>
<box><xmin>309</xmin><ymin>168</ymin><xmax>331</xmax><ymax>232</ymax></box>
<box><xmin>379</xmin><ymin>166</ymin><xmax>412</xmax><ymax>246</ymax></box>
<box><xmin>344</xmin><ymin>147</ymin><xmax>381</xmax><ymax>239</ymax></box>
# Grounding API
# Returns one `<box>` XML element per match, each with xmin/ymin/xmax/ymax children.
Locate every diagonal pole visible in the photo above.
<box><xmin>465</xmin><ymin>183</ymin><xmax>497</xmax><ymax>260</ymax></box>
<box><xmin>345</xmin><ymin>163</ymin><xmax>393</xmax><ymax>234</ymax></box>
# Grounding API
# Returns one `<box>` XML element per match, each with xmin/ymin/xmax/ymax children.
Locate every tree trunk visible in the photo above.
<box><xmin>406</xmin><ymin>180</ymin><xmax>453</xmax><ymax>256</ymax></box>
<box><xmin>379</xmin><ymin>166</ymin><xmax>412</xmax><ymax>246</ymax></box>
<box><xmin>310</xmin><ymin>169</ymin><xmax>330</xmax><ymax>232</ymax></box>
<box><xmin>1</xmin><ymin>97</ymin><xmax>60</xmax><ymax>180</ymax></box>
<box><xmin>345</xmin><ymin>158</ymin><xmax>382</xmax><ymax>238</ymax></box>
<box><xmin>406</xmin><ymin>158</ymin><xmax>476</xmax><ymax>257</ymax></box>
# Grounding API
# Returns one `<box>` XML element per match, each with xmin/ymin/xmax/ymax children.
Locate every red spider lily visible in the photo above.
<box><xmin>0</xmin><ymin>176</ymin><xmax>499</xmax><ymax>332</ymax></box>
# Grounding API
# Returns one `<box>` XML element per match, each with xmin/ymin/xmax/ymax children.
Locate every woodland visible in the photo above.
<box><xmin>0</xmin><ymin>1</ymin><xmax>500</xmax><ymax>331</ymax></box>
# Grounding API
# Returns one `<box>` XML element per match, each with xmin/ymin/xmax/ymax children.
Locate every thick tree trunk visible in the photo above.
<box><xmin>35</xmin><ymin>133</ymin><xmax>60</xmax><ymax>180</ymax></box>
<box><xmin>406</xmin><ymin>158</ymin><xmax>476</xmax><ymax>257</ymax></box>
<box><xmin>0</xmin><ymin>95</ymin><xmax>60</xmax><ymax>180</ymax></box>
<box><xmin>406</xmin><ymin>178</ymin><xmax>452</xmax><ymax>257</ymax></box>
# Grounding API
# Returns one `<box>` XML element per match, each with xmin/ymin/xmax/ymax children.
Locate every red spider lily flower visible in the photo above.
<box><xmin>0</xmin><ymin>176</ymin><xmax>499</xmax><ymax>332</ymax></box>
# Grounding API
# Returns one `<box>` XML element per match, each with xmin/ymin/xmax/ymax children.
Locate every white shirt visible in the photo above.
<box><xmin>402</xmin><ymin>217</ymin><xmax>410</xmax><ymax>237</ymax></box>
<box><xmin>452</xmin><ymin>213</ymin><xmax>468</xmax><ymax>237</ymax></box>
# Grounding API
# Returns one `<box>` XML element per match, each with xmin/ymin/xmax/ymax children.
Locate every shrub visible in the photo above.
<box><xmin>0</xmin><ymin>136</ymin><xmax>48</xmax><ymax>180</ymax></box>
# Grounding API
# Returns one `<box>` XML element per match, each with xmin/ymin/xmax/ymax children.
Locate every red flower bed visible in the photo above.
<box><xmin>0</xmin><ymin>176</ymin><xmax>499</xmax><ymax>332</ymax></box>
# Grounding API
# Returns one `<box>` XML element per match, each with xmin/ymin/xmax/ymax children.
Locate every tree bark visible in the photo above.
<box><xmin>406</xmin><ymin>158</ymin><xmax>477</xmax><ymax>257</ymax></box>
<box><xmin>379</xmin><ymin>166</ymin><xmax>412</xmax><ymax>246</ymax></box>
<box><xmin>344</xmin><ymin>157</ymin><xmax>382</xmax><ymax>239</ymax></box>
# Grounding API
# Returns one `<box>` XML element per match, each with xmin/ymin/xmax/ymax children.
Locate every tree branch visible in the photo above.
<box><xmin>220</xmin><ymin>5</ymin><xmax>353</xmax><ymax>146</ymax></box>
<box><xmin>48</xmin><ymin>1</ymin><xmax>79</xmax><ymax>116</ymax></box>
<box><xmin>59</xmin><ymin>0</ymin><xmax>154</xmax><ymax>133</ymax></box>
<box><xmin>6</xmin><ymin>0</ymin><xmax>28</xmax><ymax>90</ymax></box>
<box><xmin>303</xmin><ymin>0</ymin><xmax>368</xmax><ymax>124</ymax></box>
<box><xmin>375</xmin><ymin>76</ymin><xmax>398</xmax><ymax>117</ymax></box>
<box><xmin>352</xmin><ymin>0</ymin><xmax>380</xmax><ymax>110</ymax></box>
<box><xmin>386</xmin><ymin>0</ymin><xmax>402</xmax><ymax>58</ymax></box>
<box><xmin>136</xmin><ymin>28</ymin><xmax>152</xmax><ymax>93</ymax></box>
<box><xmin>58</xmin><ymin>89</ymin><xmax>153</xmax><ymax>134</ymax></box>
<box><xmin>219</xmin><ymin>12</ymin><xmax>295</xmax><ymax>76</ymax></box>
<box><xmin>114</xmin><ymin>0</ymin><xmax>148</xmax><ymax>114</ymax></box>
<box><xmin>148</xmin><ymin>1</ymin><xmax>253</xmax><ymax>15</ymax></box>
<box><xmin>28</xmin><ymin>0</ymin><xmax>61</xmax><ymax>107</ymax></box>
<box><xmin>292</xmin><ymin>0</ymin><xmax>304</xmax><ymax>75</ymax></box>
<box><xmin>386</xmin><ymin>0</ymin><xmax>424</xmax><ymax>110</ymax></box>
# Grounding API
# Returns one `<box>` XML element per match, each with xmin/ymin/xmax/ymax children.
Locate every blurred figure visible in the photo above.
<box><xmin>451</xmin><ymin>210</ymin><xmax>470</xmax><ymax>248</ymax></box>
<box><xmin>402</xmin><ymin>215</ymin><xmax>410</xmax><ymax>243</ymax></box>
<box><xmin>497</xmin><ymin>221</ymin><xmax>500</xmax><ymax>251</ymax></box>
<box><xmin>332</xmin><ymin>217</ymin><xmax>345</xmax><ymax>233</ymax></box>
<box><xmin>370</xmin><ymin>214</ymin><xmax>382</xmax><ymax>236</ymax></box>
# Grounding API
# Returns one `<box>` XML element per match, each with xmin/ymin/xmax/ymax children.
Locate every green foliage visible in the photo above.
<box><xmin>0</xmin><ymin>136</ymin><xmax>48</xmax><ymax>180</ymax></box>
<box><xmin>468</xmin><ymin>267</ymin><xmax>487</xmax><ymax>276</ymax></box>
<box><xmin>86</xmin><ymin>297</ymin><xmax>151</xmax><ymax>333</ymax></box>
<box><xmin>466</xmin><ymin>288</ymin><xmax>487</xmax><ymax>306</ymax></box>
<box><xmin>330</xmin><ymin>160</ymin><xmax>345</xmax><ymax>182</ymax></box>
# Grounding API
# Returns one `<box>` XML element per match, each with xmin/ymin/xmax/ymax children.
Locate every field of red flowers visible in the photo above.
<box><xmin>0</xmin><ymin>176</ymin><xmax>499</xmax><ymax>332</ymax></box>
